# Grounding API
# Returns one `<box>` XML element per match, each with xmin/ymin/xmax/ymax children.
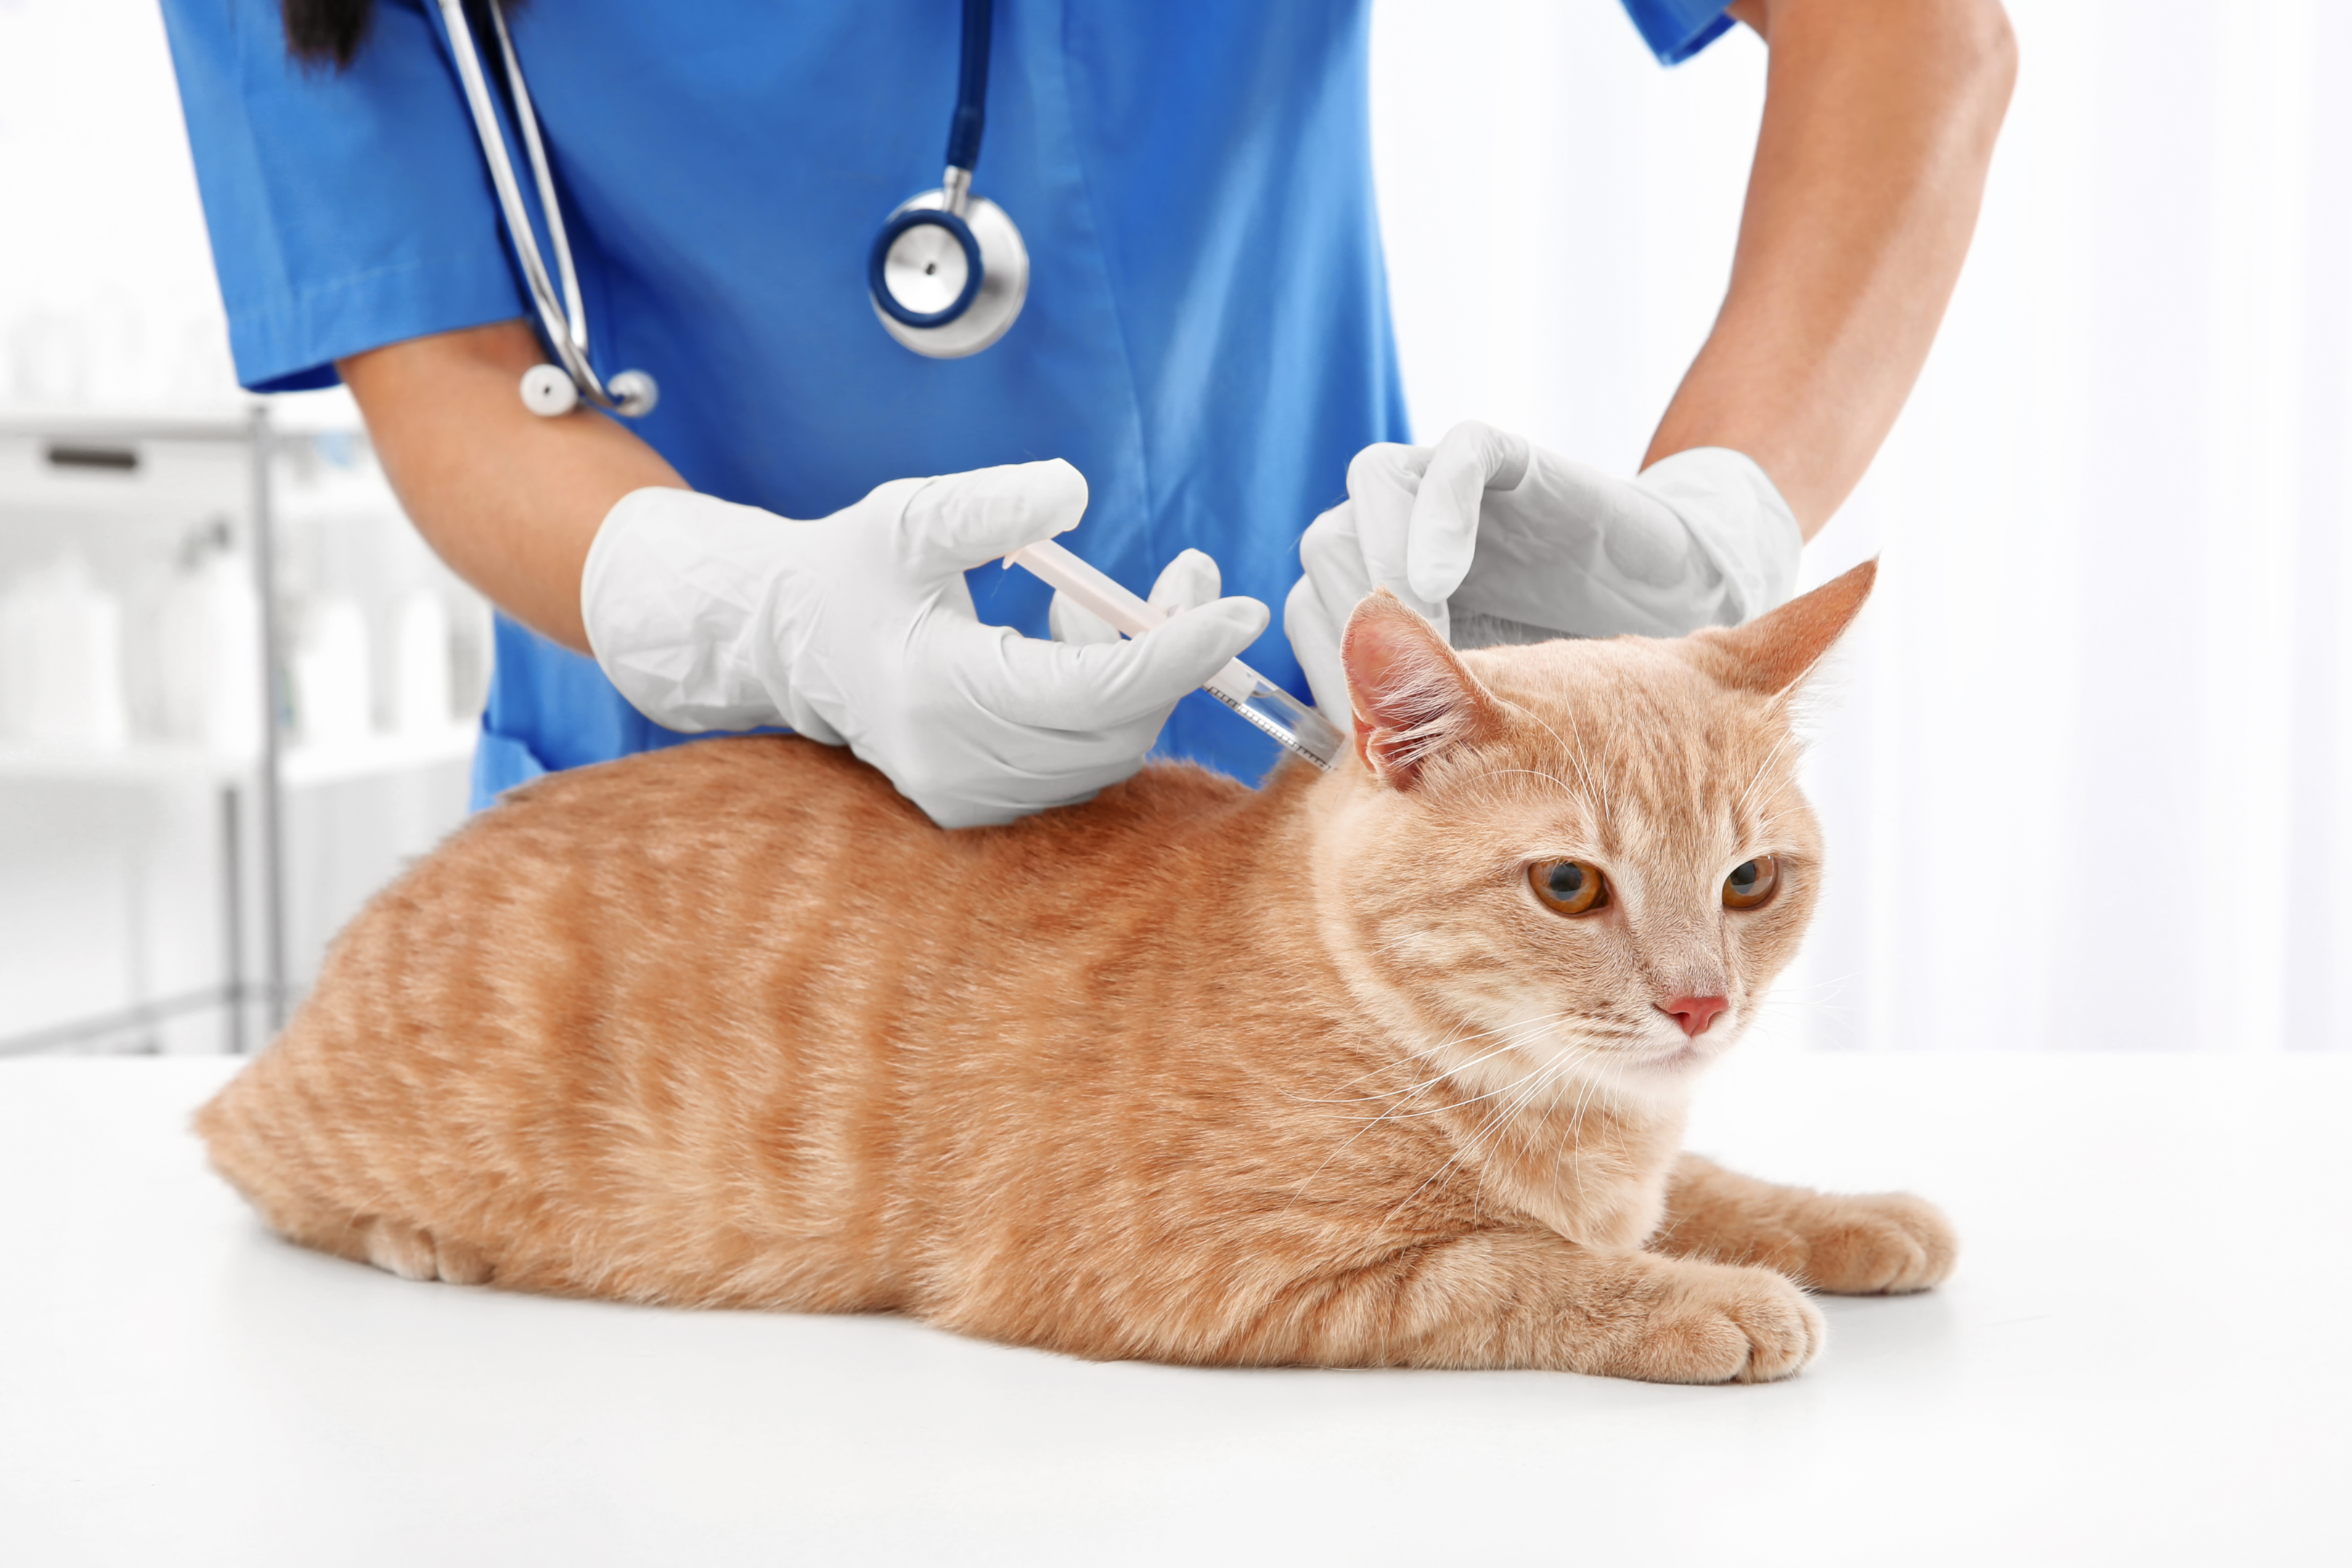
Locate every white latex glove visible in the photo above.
<box><xmin>581</xmin><ymin>460</ymin><xmax>1269</xmax><ymax>829</ymax></box>
<box><xmin>1283</xmin><ymin>421</ymin><xmax>1801</xmax><ymax>722</ymax></box>
<box><xmin>1047</xmin><ymin>547</ymin><xmax>1225</xmax><ymax>645</ymax></box>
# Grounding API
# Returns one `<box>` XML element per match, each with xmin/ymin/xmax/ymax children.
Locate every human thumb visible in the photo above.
<box><xmin>1146</xmin><ymin>547</ymin><xmax>1222</xmax><ymax>614</ymax></box>
<box><xmin>1051</xmin><ymin>546</ymin><xmax>1221</xmax><ymax>644</ymax></box>
<box><xmin>981</xmin><ymin>595</ymin><xmax>1270</xmax><ymax>730</ymax></box>
<box><xmin>896</xmin><ymin>458</ymin><xmax>1090</xmax><ymax>576</ymax></box>
<box><xmin>1069</xmin><ymin>594</ymin><xmax>1269</xmax><ymax>729</ymax></box>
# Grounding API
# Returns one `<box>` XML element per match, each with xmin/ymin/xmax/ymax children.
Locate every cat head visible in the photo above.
<box><xmin>1315</xmin><ymin>561</ymin><xmax>1875</xmax><ymax>1101</ymax></box>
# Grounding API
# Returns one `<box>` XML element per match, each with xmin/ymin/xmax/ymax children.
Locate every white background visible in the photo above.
<box><xmin>1373</xmin><ymin>0</ymin><xmax>2352</xmax><ymax>1054</ymax></box>
<box><xmin>1</xmin><ymin>0</ymin><xmax>2347</xmax><ymax>1052</ymax></box>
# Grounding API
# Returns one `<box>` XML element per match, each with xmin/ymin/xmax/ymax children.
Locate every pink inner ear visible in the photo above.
<box><xmin>1340</xmin><ymin>592</ymin><xmax>1494</xmax><ymax>787</ymax></box>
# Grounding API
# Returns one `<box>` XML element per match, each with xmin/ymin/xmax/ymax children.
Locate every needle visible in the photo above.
<box><xmin>1003</xmin><ymin>537</ymin><xmax>1343</xmax><ymax>771</ymax></box>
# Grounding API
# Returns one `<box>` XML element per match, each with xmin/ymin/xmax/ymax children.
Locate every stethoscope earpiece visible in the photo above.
<box><xmin>519</xmin><ymin>364</ymin><xmax>658</xmax><ymax>420</ymax></box>
<box><xmin>605</xmin><ymin>370</ymin><xmax>659</xmax><ymax>417</ymax></box>
<box><xmin>519</xmin><ymin>363</ymin><xmax>579</xmax><ymax>417</ymax></box>
<box><xmin>438</xmin><ymin>0</ymin><xmax>664</xmax><ymax>420</ymax></box>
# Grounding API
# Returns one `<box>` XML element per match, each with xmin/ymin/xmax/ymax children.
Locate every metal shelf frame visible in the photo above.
<box><xmin>0</xmin><ymin>407</ymin><xmax>297</xmax><ymax>1056</ymax></box>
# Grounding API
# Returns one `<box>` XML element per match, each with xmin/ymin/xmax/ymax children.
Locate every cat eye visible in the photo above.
<box><xmin>1530</xmin><ymin>859</ymin><xmax>1609</xmax><ymax>916</ymax></box>
<box><xmin>1722</xmin><ymin>856</ymin><xmax>1780</xmax><ymax>910</ymax></box>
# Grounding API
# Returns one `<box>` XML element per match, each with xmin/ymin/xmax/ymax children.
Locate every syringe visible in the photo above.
<box><xmin>1003</xmin><ymin>538</ymin><xmax>1344</xmax><ymax>772</ymax></box>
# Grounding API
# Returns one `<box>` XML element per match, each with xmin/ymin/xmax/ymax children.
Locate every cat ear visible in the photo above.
<box><xmin>1341</xmin><ymin>589</ymin><xmax>1500</xmax><ymax>788</ymax></box>
<box><xmin>1684</xmin><ymin>559</ymin><xmax>1877</xmax><ymax>699</ymax></box>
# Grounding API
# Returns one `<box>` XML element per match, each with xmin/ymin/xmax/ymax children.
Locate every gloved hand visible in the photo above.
<box><xmin>581</xmin><ymin>460</ymin><xmax>1269</xmax><ymax>829</ymax></box>
<box><xmin>1283</xmin><ymin>421</ymin><xmax>1801</xmax><ymax>722</ymax></box>
<box><xmin>1046</xmin><ymin>546</ymin><xmax>1225</xmax><ymax>645</ymax></box>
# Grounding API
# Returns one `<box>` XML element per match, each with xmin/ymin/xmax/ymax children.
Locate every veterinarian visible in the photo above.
<box><xmin>160</xmin><ymin>0</ymin><xmax>2013</xmax><ymax>827</ymax></box>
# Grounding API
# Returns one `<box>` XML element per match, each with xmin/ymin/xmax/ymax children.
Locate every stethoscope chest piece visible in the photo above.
<box><xmin>867</xmin><ymin>0</ymin><xmax>1024</xmax><ymax>359</ymax></box>
<box><xmin>868</xmin><ymin>177</ymin><xmax>1029</xmax><ymax>359</ymax></box>
<box><xmin>446</xmin><ymin>0</ymin><xmax>1030</xmax><ymax>404</ymax></box>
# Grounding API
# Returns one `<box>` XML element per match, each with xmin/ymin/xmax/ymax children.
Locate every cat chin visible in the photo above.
<box><xmin>1616</xmin><ymin>1029</ymin><xmax>1739</xmax><ymax>1088</ymax></box>
<box><xmin>1637</xmin><ymin>1041</ymin><xmax>1713</xmax><ymax>1075</ymax></box>
<box><xmin>1522</xmin><ymin>1034</ymin><xmax>1726</xmax><ymax>1116</ymax></box>
<box><xmin>1434</xmin><ymin>1021</ymin><xmax>1733</xmax><ymax>1115</ymax></box>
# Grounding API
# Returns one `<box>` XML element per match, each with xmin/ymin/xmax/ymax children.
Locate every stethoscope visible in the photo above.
<box><xmin>433</xmin><ymin>0</ymin><xmax>1029</xmax><ymax>421</ymax></box>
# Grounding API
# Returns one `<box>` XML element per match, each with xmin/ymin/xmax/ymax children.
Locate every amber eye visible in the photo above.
<box><xmin>1723</xmin><ymin>856</ymin><xmax>1780</xmax><ymax>910</ymax></box>
<box><xmin>1530</xmin><ymin>859</ymin><xmax>1609</xmax><ymax>916</ymax></box>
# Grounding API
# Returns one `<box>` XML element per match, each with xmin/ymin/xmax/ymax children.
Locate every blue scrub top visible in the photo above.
<box><xmin>161</xmin><ymin>0</ymin><xmax>1731</xmax><ymax>807</ymax></box>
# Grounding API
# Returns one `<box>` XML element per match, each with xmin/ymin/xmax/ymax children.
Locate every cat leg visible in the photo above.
<box><xmin>1649</xmin><ymin>1153</ymin><xmax>1956</xmax><ymax>1295</ymax></box>
<box><xmin>248</xmin><ymin>1196</ymin><xmax>495</xmax><ymax>1287</ymax></box>
<box><xmin>354</xmin><ymin>1217</ymin><xmax>495</xmax><ymax>1285</ymax></box>
<box><xmin>1225</xmin><ymin>1230</ymin><xmax>1826</xmax><ymax>1383</ymax></box>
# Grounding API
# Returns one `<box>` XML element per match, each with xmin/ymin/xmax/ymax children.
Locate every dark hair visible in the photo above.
<box><xmin>282</xmin><ymin>0</ymin><xmax>375</xmax><ymax>68</ymax></box>
<box><xmin>283</xmin><ymin>0</ymin><xmax>529</xmax><ymax>70</ymax></box>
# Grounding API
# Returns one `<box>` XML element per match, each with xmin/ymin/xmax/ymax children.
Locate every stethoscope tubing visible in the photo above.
<box><xmin>866</xmin><ymin>0</ymin><xmax>1026</xmax><ymax>350</ymax></box>
<box><xmin>438</xmin><ymin>0</ymin><xmax>1021</xmax><ymax>404</ymax></box>
<box><xmin>434</xmin><ymin>0</ymin><xmax>655</xmax><ymax>416</ymax></box>
<box><xmin>944</xmin><ymin>0</ymin><xmax>993</xmax><ymax>173</ymax></box>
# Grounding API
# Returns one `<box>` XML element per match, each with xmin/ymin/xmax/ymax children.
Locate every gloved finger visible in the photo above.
<box><xmin>1486</xmin><ymin>449</ymin><xmax>1707</xmax><ymax>600</ymax></box>
<box><xmin>1342</xmin><ymin>444</ymin><xmax>1434</xmax><ymax>618</ymax></box>
<box><xmin>1048</xmin><ymin>589</ymin><xmax>1122</xmax><ymax>645</ymax></box>
<box><xmin>1283</xmin><ymin>571</ymin><xmax>1354</xmax><ymax>724</ymax></box>
<box><xmin>1405</xmin><ymin>421</ymin><xmax>1530</xmax><ymax>606</ymax></box>
<box><xmin>957</xmin><ymin>595</ymin><xmax>1271</xmax><ymax>731</ymax></box>
<box><xmin>1050</xmin><ymin>546</ymin><xmax>1220</xmax><ymax>644</ymax></box>
<box><xmin>895</xmin><ymin>458</ymin><xmax>1090</xmax><ymax>577</ymax></box>
<box><xmin>1146</xmin><ymin>547</ymin><xmax>1221</xmax><ymax>615</ymax></box>
<box><xmin>1296</xmin><ymin>498</ymin><xmax>1395</xmax><ymax>655</ymax></box>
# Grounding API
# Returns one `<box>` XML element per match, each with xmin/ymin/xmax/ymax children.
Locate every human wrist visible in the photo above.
<box><xmin>1636</xmin><ymin>448</ymin><xmax>1802</xmax><ymax>623</ymax></box>
<box><xmin>581</xmin><ymin>487</ymin><xmax>806</xmax><ymax>735</ymax></box>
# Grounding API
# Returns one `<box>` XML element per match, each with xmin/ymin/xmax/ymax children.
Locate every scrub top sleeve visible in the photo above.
<box><xmin>1616</xmin><ymin>0</ymin><xmax>1739</xmax><ymax>65</ymax></box>
<box><xmin>158</xmin><ymin>0</ymin><xmax>524</xmax><ymax>392</ymax></box>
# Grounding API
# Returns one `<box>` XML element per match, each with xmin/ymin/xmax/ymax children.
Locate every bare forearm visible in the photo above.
<box><xmin>338</xmin><ymin>321</ymin><xmax>686</xmax><ymax>653</ymax></box>
<box><xmin>1646</xmin><ymin>0</ymin><xmax>2016</xmax><ymax>536</ymax></box>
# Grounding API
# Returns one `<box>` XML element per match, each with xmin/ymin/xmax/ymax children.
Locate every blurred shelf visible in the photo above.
<box><xmin>0</xmin><ymin>390</ymin><xmax>366</xmax><ymax>442</ymax></box>
<box><xmin>0</xmin><ymin>740</ymin><xmax>242</xmax><ymax>784</ymax></box>
<box><xmin>0</xmin><ymin>724</ymin><xmax>476</xmax><ymax>788</ymax></box>
<box><xmin>0</xmin><ymin>399</ymin><xmax>426</xmax><ymax>1050</ymax></box>
<box><xmin>280</xmin><ymin>724</ymin><xmax>477</xmax><ymax>788</ymax></box>
<box><xmin>0</xmin><ymin>410</ymin><xmax>253</xmax><ymax>444</ymax></box>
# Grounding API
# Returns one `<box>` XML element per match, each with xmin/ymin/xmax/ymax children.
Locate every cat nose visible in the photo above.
<box><xmin>1657</xmin><ymin>995</ymin><xmax>1729</xmax><ymax>1037</ymax></box>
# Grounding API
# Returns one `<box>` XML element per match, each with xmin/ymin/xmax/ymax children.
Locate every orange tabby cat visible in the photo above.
<box><xmin>199</xmin><ymin>559</ymin><xmax>1951</xmax><ymax>1383</ymax></box>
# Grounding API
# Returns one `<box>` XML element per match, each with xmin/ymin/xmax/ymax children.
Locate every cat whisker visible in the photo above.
<box><xmin>1320</xmin><ymin>1034</ymin><xmax>1556</xmax><ymax>1108</ymax></box>
<box><xmin>1329</xmin><ymin>1025</ymin><xmax>1585</xmax><ymax>1117</ymax></box>
<box><xmin>1278</xmin><ymin>1016</ymin><xmax>1582</xmax><ymax>1206</ymax></box>
<box><xmin>1458</xmin><ymin>765</ymin><xmax>1593</xmax><ymax>812</ymax></box>
<box><xmin>1285</xmin><ymin>1022</ymin><xmax>1615</xmax><ymax>1218</ymax></box>
<box><xmin>1395</xmin><ymin>1061</ymin><xmax>1573</xmax><ymax>1226</ymax></box>
<box><xmin>1731</xmin><ymin>724</ymin><xmax>1801</xmax><ymax>825</ymax></box>
<box><xmin>1503</xmin><ymin>696</ymin><xmax>1616</xmax><ymax>833</ymax></box>
<box><xmin>1298</xmin><ymin>1010</ymin><xmax>1590</xmax><ymax>1100</ymax></box>
<box><xmin>1551</xmin><ymin>1050</ymin><xmax>1609</xmax><ymax>1214</ymax></box>
<box><xmin>1467</xmin><ymin>1065</ymin><xmax>1565</xmax><ymax>1217</ymax></box>
<box><xmin>1378</xmin><ymin>1034</ymin><xmax>1619</xmax><ymax>1228</ymax></box>
<box><xmin>1294</xmin><ymin>1008</ymin><xmax>1593</xmax><ymax>1105</ymax></box>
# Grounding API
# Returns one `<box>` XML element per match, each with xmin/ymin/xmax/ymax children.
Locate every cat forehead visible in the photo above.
<box><xmin>1456</xmin><ymin>637</ymin><xmax>1796</xmax><ymax>823</ymax></box>
<box><xmin>1466</xmin><ymin>637</ymin><xmax>1778</xmax><ymax>745</ymax></box>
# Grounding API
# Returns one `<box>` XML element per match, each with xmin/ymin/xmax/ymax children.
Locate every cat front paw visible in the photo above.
<box><xmin>1789</xmin><ymin>1192</ymin><xmax>1956</xmax><ymax>1295</ymax></box>
<box><xmin>1608</xmin><ymin>1260</ymin><xmax>1826</xmax><ymax>1384</ymax></box>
